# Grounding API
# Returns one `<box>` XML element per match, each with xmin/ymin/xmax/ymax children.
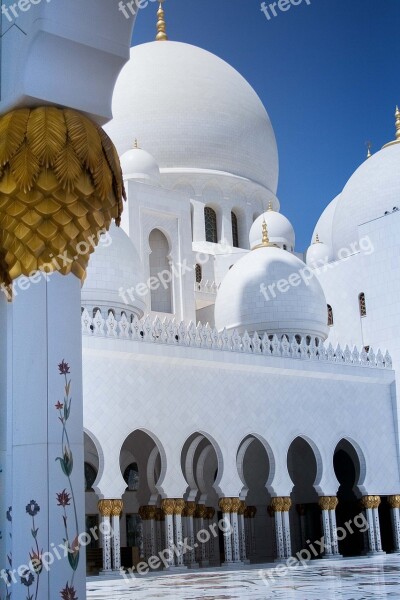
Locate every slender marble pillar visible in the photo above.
<box><xmin>111</xmin><ymin>500</ymin><xmax>124</xmax><ymax>571</ymax></box>
<box><xmin>271</xmin><ymin>498</ymin><xmax>292</xmax><ymax>560</ymax></box>
<box><xmin>147</xmin><ymin>506</ymin><xmax>157</xmax><ymax>558</ymax></box>
<box><xmin>98</xmin><ymin>500</ymin><xmax>113</xmax><ymax>573</ymax></box>
<box><xmin>238</xmin><ymin>501</ymin><xmax>248</xmax><ymax>562</ymax></box>
<box><xmin>388</xmin><ymin>496</ymin><xmax>400</xmax><ymax>552</ymax></box>
<box><xmin>161</xmin><ymin>499</ymin><xmax>176</xmax><ymax>568</ymax></box>
<box><xmin>219</xmin><ymin>498</ymin><xmax>233</xmax><ymax>563</ymax></box>
<box><xmin>329</xmin><ymin>500</ymin><xmax>341</xmax><ymax>557</ymax></box>
<box><xmin>173</xmin><ymin>499</ymin><xmax>186</xmax><ymax>567</ymax></box>
<box><xmin>319</xmin><ymin>497</ymin><xmax>333</xmax><ymax>557</ymax></box>
<box><xmin>361</xmin><ymin>496</ymin><xmax>382</xmax><ymax>555</ymax></box>
<box><xmin>185</xmin><ymin>502</ymin><xmax>199</xmax><ymax>567</ymax></box>
<box><xmin>230</xmin><ymin>499</ymin><xmax>242</xmax><ymax>563</ymax></box>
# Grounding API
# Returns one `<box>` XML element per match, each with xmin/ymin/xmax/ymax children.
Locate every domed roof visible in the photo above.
<box><xmin>306</xmin><ymin>236</ymin><xmax>334</xmax><ymax>267</ymax></box>
<box><xmin>214</xmin><ymin>245</ymin><xmax>329</xmax><ymax>340</ymax></box>
<box><xmin>104</xmin><ymin>41</ymin><xmax>279</xmax><ymax>193</ymax></box>
<box><xmin>120</xmin><ymin>145</ymin><xmax>160</xmax><ymax>185</ymax></box>
<box><xmin>82</xmin><ymin>223</ymin><xmax>146</xmax><ymax>317</ymax></box>
<box><xmin>331</xmin><ymin>143</ymin><xmax>400</xmax><ymax>257</ymax></box>
<box><xmin>311</xmin><ymin>194</ymin><xmax>340</xmax><ymax>249</ymax></box>
<box><xmin>249</xmin><ymin>208</ymin><xmax>295</xmax><ymax>250</ymax></box>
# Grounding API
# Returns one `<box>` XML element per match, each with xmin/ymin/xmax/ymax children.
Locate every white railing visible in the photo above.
<box><xmin>81</xmin><ymin>308</ymin><xmax>392</xmax><ymax>370</ymax></box>
<box><xmin>194</xmin><ymin>280</ymin><xmax>218</xmax><ymax>294</ymax></box>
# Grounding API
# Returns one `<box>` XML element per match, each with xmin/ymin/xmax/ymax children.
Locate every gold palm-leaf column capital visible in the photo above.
<box><xmin>0</xmin><ymin>106</ymin><xmax>125</xmax><ymax>290</ymax></box>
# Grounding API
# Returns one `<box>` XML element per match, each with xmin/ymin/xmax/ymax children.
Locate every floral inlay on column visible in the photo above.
<box><xmin>55</xmin><ymin>360</ymin><xmax>79</xmax><ymax>600</ymax></box>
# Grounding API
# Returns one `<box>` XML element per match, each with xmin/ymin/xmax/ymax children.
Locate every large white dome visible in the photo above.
<box><xmin>331</xmin><ymin>144</ymin><xmax>400</xmax><ymax>257</ymax></box>
<box><xmin>104</xmin><ymin>41</ymin><xmax>279</xmax><ymax>192</ymax></box>
<box><xmin>214</xmin><ymin>246</ymin><xmax>329</xmax><ymax>339</ymax></box>
<box><xmin>82</xmin><ymin>223</ymin><xmax>146</xmax><ymax>318</ymax></box>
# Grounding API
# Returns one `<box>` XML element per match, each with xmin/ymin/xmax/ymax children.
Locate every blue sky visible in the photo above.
<box><xmin>131</xmin><ymin>0</ymin><xmax>400</xmax><ymax>250</ymax></box>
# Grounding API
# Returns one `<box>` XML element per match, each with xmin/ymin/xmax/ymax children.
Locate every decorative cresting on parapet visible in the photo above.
<box><xmin>360</xmin><ymin>495</ymin><xmax>381</xmax><ymax>510</ymax></box>
<box><xmin>161</xmin><ymin>498</ymin><xmax>176</xmax><ymax>516</ymax></box>
<box><xmin>0</xmin><ymin>106</ymin><xmax>125</xmax><ymax>286</ymax></box>
<box><xmin>271</xmin><ymin>497</ymin><xmax>292</xmax><ymax>512</ymax></box>
<box><xmin>218</xmin><ymin>498</ymin><xmax>233</xmax><ymax>513</ymax></box>
<box><xmin>318</xmin><ymin>496</ymin><xmax>339</xmax><ymax>511</ymax></box>
<box><xmin>388</xmin><ymin>495</ymin><xmax>400</xmax><ymax>509</ymax></box>
<box><xmin>98</xmin><ymin>499</ymin><xmax>113</xmax><ymax>517</ymax></box>
<box><xmin>81</xmin><ymin>310</ymin><xmax>393</xmax><ymax>370</ymax></box>
<box><xmin>110</xmin><ymin>499</ymin><xmax>124</xmax><ymax>517</ymax></box>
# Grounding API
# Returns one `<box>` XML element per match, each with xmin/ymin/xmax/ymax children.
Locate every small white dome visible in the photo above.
<box><xmin>332</xmin><ymin>143</ymin><xmax>400</xmax><ymax>257</ymax></box>
<box><xmin>215</xmin><ymin>246</ymin><xmax>329</xmax><ymax>340</ymax></box>
<box><xmin>249</xmin><ymin>209</ymin><xmax>295</xmax><ymax>251</ymax></box>
<box><xmin>82</xmin><ymin>223</ymin><xmax>146</xmax><ymax>318</ymax></box>
<box><xmin>306</xmin><ymin>238</ymin><xmax>334</xmax><ymax>267</ymax></box>
<box><xmin>120</xmin><ymin>146</ymin><xmax>160</xmax><ymax>185</ymax></box>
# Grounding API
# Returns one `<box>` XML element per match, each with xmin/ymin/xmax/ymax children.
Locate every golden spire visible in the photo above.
<box><xmin>133</xmin><ymin>138</ymin><xmax>139</xmax><ymax>149</ymax></box>
<box><xmin>253</xmin><ymin>219</ymin><xmax>277</xmax><ymax>250</ymax></box>
<box><xmin>366</xmin><ymin>141</ymin><xmax>372</xmax><ymax>159</ymax></box>
<box><xmin>267</xmin><ymin>200</ymin><xmax>274</xmax><ymax>211</ymax></box>
<box><xmin>156</xmin><ymin>0</ymin><xmax>168</xmax><ymax>41</ymax></box>
<box><xmin>383</xmin><ymin>106</ymin><xmax>400</xmax><ymax>149</ymax></box>
<box><xmin>315</xmin><ymin>233</ymin><xmax>321</xmax><ymax>243</ymax></box>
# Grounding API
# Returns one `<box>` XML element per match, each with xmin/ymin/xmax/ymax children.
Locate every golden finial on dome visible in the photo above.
<box><xmin>133</xmin><ymin>138</ymin><xmax>140</xmax><ymax>149</ymax></box>
<box><xmin>267</xmin><ymin>200</ymin><xmax>274</xmax><ymax>211</ymax></box>
<box><xmin>156</xmin><ymin>0</ymin><xmax>168</xmax><ymax>41</ymax></box>
<box><xmin>315</xmin><ymin>233</ymin><xmax>321</xmax><ymax>243</ymax></box>
<box><xmin>366</xmin><ymin>141</ymin><xmax>372</xmax><ymax>159</ymax></box>
<box><xmin>253</xmin><ymin>219</ymin><xmax>277</xmax><ymax>250</ymax></box>
<box><xmin>382</xmin><ymin>106</ymin><xmax>400</xmax><ymax>149</ymax></box>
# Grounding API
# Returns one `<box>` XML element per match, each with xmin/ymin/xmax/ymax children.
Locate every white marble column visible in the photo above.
<box><xmin>192</xmin><ymin>199</ymin><xmax>206</xmax><ymax>242</ymax></box>
<box><xmin>98</xmin><ymin>501</ymin><xmax>113</xmax><ymax>573</ymax></box>
<box><xmin>271</xmin><ymin>498</ymin><xmax>291</xmax><ymax>560</ymax></box>
<box><xmin>185</xmin><ymin>502</ymin><xmax>199</xmax><ymax>568</ymax></box>
<box><xmin>173</xmin><ymin>499</ymin><xmax>186</xmax><ymax>568</ymax></box>
<box><xmin>220</xmin><ymin>205</ymin><xmax>234</xmax><ymax>247</ymax></box>
<box><xmin>219</xmin><ymin>498</ymin><xmax>233</xmax><ymax>564</ymax></box>
<box><xmin>388</xmin><ymin>496</ymin><xmax>400</xmax><ymax>553</ymax></box>
<box><xmin>329</xmin><ymin>504</ymin><xmax>341</xmax><ymax>556</ymax></box>
<box><xmin>111</xmin><ymin>500</ymin><xmax>124</xmax><ymax>571</ymax></box>
<box><xmin>319</xmin><ymin>498</ymin><xmax>333</xmax><ymax>557</ymax></box>
<box><xmin>161</xmin><ymin>499</ymin><xmax>176</xmax><ymax>569</ymax></box>
<box><xmin>147</xmin><ymin>506</ymin><xmax>157</xmax><ymax>558</ymax></box>
<box><xmin>230</xmin><ymin>499</ymin><xmax>242</xmax><ymax>564</ymax></box>
<box><xmin>207</xmin><ymin>507</ymin><xmax>217</xmax><ymax>565</ymax></box>
<box><xmin>361</xmin><ymin>496</ymin><xmax>383</xmax><ymax>555</ymax></box>
<box><xmin>238</xmin><ymin>501</ymin><xmax>248</xmax><ymax>563</ymax></box>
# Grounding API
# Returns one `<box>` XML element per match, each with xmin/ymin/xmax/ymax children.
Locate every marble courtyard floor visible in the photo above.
<box><xmin>87</xmin><ymin>556</ymin><xmax>400</xmax><ymax>599</ymax></box>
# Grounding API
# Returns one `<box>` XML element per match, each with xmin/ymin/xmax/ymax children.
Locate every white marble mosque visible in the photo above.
<box><xmin>1</xmin><ymin>2</ymin><xmax>400</xmax><ymax>600</ymax></box>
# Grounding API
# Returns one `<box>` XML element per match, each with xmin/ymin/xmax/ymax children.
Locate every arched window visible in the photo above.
<box><xmin>327</xmin><ymin>304</ymin><xmax>334</xmax><ymax>327</ymax></box>
<box><xmin>195</xmin><ymin>264</ymin><xmax>202</xmax><ymax>283</ymax></box>
<box><xmin>123</xmin><ymin>463</ymin><xmax>139</xmax><ymax>491</ymax></box>
<box><xmin>359</xmin><ymin>293</ymin><xmax>366</xmax><ymax>317</ymax></box>
<box><xmin>84</xmin><ymin>462</ymin><xmax>97</xmax><ymax>491</ymax></box>
<box><xmin>231</xmin><ymin>211</ymin><xmax>239</xmax><ymax>248</ymax></box>
<box><xmin>204</xmin><ymin>207</ymin><xmax>217</xmax><ymax>243</ymax></box>
<box><xmin>149</xmin><ymin>229</ymin><xmax>172</xmax><ymax>313</ymax></box>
